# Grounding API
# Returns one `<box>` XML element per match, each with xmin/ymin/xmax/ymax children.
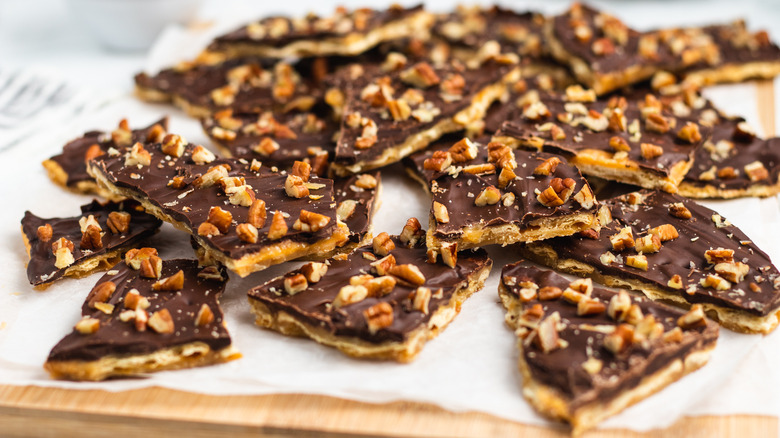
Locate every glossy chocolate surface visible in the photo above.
<box><xmin>248</xmin><ymin>236</ymin><xmax>491</xmax><ymax>343</ymax></box>
<box><xmin>87</xmin><ymin>142</ymin><xmax>339</xmax><ymax>260</ymax></box>
<box><xmin>538</xmin><ymin>190</ymin><xmax>780</xmax><ymax>316</ymax></box>
<box><xmin>501</xmin><ymin>261</ymin><xmax>718</xmax><ymax>408</ymax></box>
<box><xmin>427</xmin><ymin>139</ymin><xmax>597</xmax><ymax>243</ymax></box>
<box><xmin>47</xmin><ymin>260</ymin><xmax>231</xmax><ymax>362</ymax></box>
<box><xmin>22</xmin><ymin>201</ymin><xmax>162</xmax><ymax>286</ymax></box>
<box><xmin>335</xmin><ymin>59</ymin><xmax>512</xmax><ymax>167</ymax></box>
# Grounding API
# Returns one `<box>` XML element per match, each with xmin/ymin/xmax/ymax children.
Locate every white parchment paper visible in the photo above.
<box><xmin>1</xmin><ymin>26</ymin><xmax>779</xmax><ymax>433</ymax></box>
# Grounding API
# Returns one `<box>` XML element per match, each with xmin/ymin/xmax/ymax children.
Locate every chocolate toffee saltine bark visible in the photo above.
<box><xmin>43</xmin><ymin>118</ymin><xmax>168</xmax><ymax>200</ymax></box>
<box><xmin>45</xmin><ymin>257</ymin><xmax>240</xmax><ymax>380</ymax></box>
<box><xmin>522</xmin><ymin>190</ymin><xmax>780</xmax><ymax>334</ymax></box>
<box><xmin>424</xmin><ymin>138</ymin><xmax>598</xmax><ymax>254</ymax></box>
<box><xmin>675</xmin><ymin>105</ymin><xmax>780</xmax><ymax>198</ymax></box>
<box><xmin>682</xmin><ymin>20</ymin><xmax>780</xmax><ymax>86</ymax></box>
<box><xmin>21</xmin><ymin>201</ymin><xmax>162</xmax><ymax>288</ymax></box>
<box><xmin>499</xmin><ymin>261</ymin><xmax>718</xmax><ymax>435</ymax></box>
<box><xmin>247</xmin><ymin>227</ymin><xmax>492</xmax><ymax>362</ymax></box>
<box><xmin>545</xmin><ymin>3</ymin><xmax>715</xmax><ymax>95</ymax></box>
<box><xmin>209</xmin><ymin>5</ymin><xmax>433</xmax><ymax>59</ymax></box>
<box><xmin>332</xmin><ymin>55</ymin><xmax>520</xmax><ymax>175</ymax></box>
<box><xmin>136</xmin><ymin>57</ymin><xmax>324</xmax><ymax>118</ymax></box>
<box><xmin>493</xmin><ymin>85</ymin><xmax>707</xmax><ymax>192</ymax></box>
<box><xmin>202</xmin><ymin>108</ymin><xmax>338</xmax><ymax>170</ymax></box>
<box><xmin>86</xmin><ymin>136</ymin><xmax>349</xmax><ymax>277</ymax></box>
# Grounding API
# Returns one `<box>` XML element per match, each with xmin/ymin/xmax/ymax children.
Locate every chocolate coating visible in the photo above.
<box><xmin>210</xmin><ymin>5</ymin><xmax>424</xmax><ymax>53</ymax></box>
<box><xmin>335</xmin><ymin>59</ymin><xmax>512</xmax><ymax>167</ymax></box>
<box><xmin>47</xmin><ymin>260</ymin><xmax>231</xmax><ymax>362</ymax></box>
<box><xmin>427</xmin><ymin>139</ymin><xmax>597</xmax><ymax>243</ymax></box>
<box><xmin>495</xmin><ymin>87</ymin><xmax>704</xmax><ymax>179</ymax></box>
<box><xmin>248</xmin><ymin>236</ymin><xmax>491</xmax><ymax>344</ymax></box>
<box><xmin>87</xmin><ymin>141</ymin><xmax>339</xmax><ymax>260</ymax></box>
<box><xmin>685</xmin><ymin>20</ymin><xmax>780</xmax><ymax>72</ymax></box>
<box><xmin>501</xmin><ymin>261</ymin><xmax>718</xmax><ymax>409</ymax></box>
<box><xmin>536</xmin><ymin>190</ymin><xmax>780</xmax><ymax>317</ymax></box>
<box><xmin>48</xmin><ymin>119</ymin><xmax>168</xmax><ymax>188</ymax></box>
<box><xmin>21</xmin><ymin>201</ymin><xmax>163</xmax><ymax>286</ymax></box>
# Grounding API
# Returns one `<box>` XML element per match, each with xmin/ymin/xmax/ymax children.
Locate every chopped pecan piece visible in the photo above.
<box><xmin>649</xmin><ymin>224</ymin><xmax>678</xmax><ymax>241</ymax></box>
<box><xmin>669</xmin><ymin>202</ymin><xmax>692</xmax><ymax>219</ymax></box>
<box><xmin>301</xmin><ymin>262</ymin><xmax>328</xmax><ymax>283</ymax></box>
<box><xmin>744</xmin><ymin>161</ymin><xmax>769</xmax><ymax>182</ymax></box>
<box><xmin>284</xmin><ymin>273</ymin><xmax>308</xmax><ymax>295</ymax></box>
<box><xmin>37</xmin><ymin>223</ymin><xmax>53</xmax><ymax>242</ymax></box>
<box><xmin>424</xmin><ymin>151</ymin><xmax>453</xmax><ymax>172</ymax></box>
<box><xmin>236</xmin><ymin>223</ymin><xmax>259</xmax><ymax>243</ymax></box>
<box><xmin>677</xmin><ymin>122</ymin><xmax>702</xmax><ymax>143</ymax></box>
<box><xmin>372</xmin><ymin>232</ymin><xmax>395</xmax><ymax>256</ymax></box>
<box><xmin>80</xmin><ymin>224</ymin><xmax>103</xmax><ymax>250</ymax></box>
<box><xmin>364</xmin><ymin>302</ymin><xmax>394</xmax><ymax>333</ymax></box>
<box><xmin>625</xmin><ymin>254</ymin><xmax>648</xmax><ymax>271</ymax></box>
<box><xmin>191</xmin><ymin>145</ymin><xmax>215</xmax><ymax>165</ymax></box>
<box><xmin>705</xmin><ymin>248</ymin><xmax>734</xmax><ymax>265</ymax></box>
<box><xmin>75</xmin><ymin>317</ymin><xmax>100</xmax><ymax>335</ymax></box>
<box><xmin>248</xmin><ymin>199</ymin><xmax>267</xmax><ymax>229</ymax></box>
<box><xmin>285</xmin><ymin>174</ymin><xmax>310</xmax><ymax>198</ymax></box>
<box><xmin>354</xmin><ymin>173</ymin><xmax>378</xmax><ymax>189</ymax></box>
<box><xmin>161</xmin><ymin>134</ymin><xmax>186</xmax><ymax>157</ymax></box>
<box><xmin>640</xmin><ymin>143</ymin><xmax>663</xmax><ymax>160</ymax></box>
<box><xmin>195</xmin><ymin>304</ymin><xmax>215</xmax><ymax>326</ymax></box>
<box><xmin>267</xmin><ymin>211</ymin><xmax>288</xmax><ymax>240</ymax></box>
<box><xmin>293</xmin><ymin>210</ymin><xmax>330</xmax><ymax>233</ymax></box>
<box><xmin>635</xmin><ymin>234</ymin><xmax>662</xmax><ymax>253</ymax></box>
<box><xmin>139</xmin><ymin>255</ymin><xmax>163</xmax><ymax>279</ymax></box>
<box><xmin>677</xmin><ymin>304</ymin><xmax>706</xmax><ymax>330</ymax></box>
<box><xmin>148</xmin><ymin>308</ymin><xmax>175</xmax><ymax>334</ymax></box>
<box><xmin>448</xmin><ymin>138</ymin><xmax>478</xmax><ymax>162</ymax></box>
<box><xmin>433</xmin><ymin>201</ymin><xmax>450</xmax><ymax>223</ymax></box>
<box><xmin>475</xmin><ymin>186</ymin><xmax>501</xmax><ymax>206</ymax></box>
<box><xmin>399</xmin><ymin>218</ymin><xmax>424</xmax><ymax>247</ymax></box>
<box><xmin>291</xmin><ymin>160</ymin><xmax>311</xmax><ymax>182</ymax></box>
<box><xmin>333</xmin><ymin>285</ymin><xmax>368</xmax><ymax>308</ymax></box>
<box><xmin>106</xmin><ymin>211</ymin><xmax>131</xmax><ymax>234</ymax></box>
<box><xmin>400</xmin><ymin>62</ymin><xmax>440</xmax><ymax>88</ymax></box>
<box><xmin>87</xmin><ymin>281</ymin><xmax>116</xmax><ymax>308</ymax></box>
<box><xmin>388</xmin><ymin>264</ymin><xmax>426</xmax><ymax>286</ymax></box>
<box><xmin>412</xmin><ymin>287</ymin><xmax>431</xmax><ymax>314</ymax></box>
<box><xmin>207</xmin><ymin>206</ymin><xmax>233</xmax><ymax>234</ymax></box>
<box><xmin>538</xmin><ymin>286</ymin><xmax>563</xmax><ymax>301</ymax></box>
<box><xmin>152</xmin><ymin>270</ymin><xmax>185</xmax><ymax>291</ymax></box>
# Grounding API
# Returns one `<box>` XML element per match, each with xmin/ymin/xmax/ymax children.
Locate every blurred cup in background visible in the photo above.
<box><xmin>66</xmin><ymin>0</ymin><xmax>203</xmax><ymax>51</ymax></box>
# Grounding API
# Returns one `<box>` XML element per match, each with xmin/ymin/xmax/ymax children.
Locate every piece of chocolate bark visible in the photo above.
<box><xmin>247</xmin><ymin>226</ymin><xmax>492</xmax><ymax>362</ymax></box>
<box><xmin>544</xmin><ymin>3</ymin><xmax>715</xmax><ymax>95</ymax></box>
<box><xmin>681</xmin><ymin>20</ymin><xmax>780</xmax><ymax>86</ymax></box>
<box><xmin>135</xmin><ymin>56</ymin><xmax>324</xmax><ymax>118</ymax></box>
<box><xmin>208</xmin><ymin>5</ymin><xmax>434</xmax><ymax>59</ymax></box>
<box><xmin>423</xmin><ymin>137</ymin><xmax>598</xmax><ymax>255</ymax></box>
<box><xmin>493</xmin><ymin>84</ymin><xmax>707</xmax><ymax>193</ymax></box>
<box><xmin>21</xmin><ymin>200</ymin><xmax>162</xmax><ymax>288</ymax></box>
<box><xmin>45</xmin><ymin>256</ymin><xmax>240</xmax><ymax>380</ymax></box>
<box><xmin>499</xmin><ymin>261</ymin><xmax>718</xmax><ymax>435</ymax></box>
<box><xmin>86</xmin><ymin>136</ymin><xmax>349</xmax><ymax>277</ymax></box>
<box><xmin>521</xmin><ymin>189</ymin><xmax>780</xmax><ymax>334</ymax></box>
<box><xmin>331</xmin><ymin>55</ymin><xmax>519</xmax><ymax>175</ymax></box>
<box><xmin>42</xmin><ymin>118</ymin><xmax>168</xmax><ymax>200</ymax></box>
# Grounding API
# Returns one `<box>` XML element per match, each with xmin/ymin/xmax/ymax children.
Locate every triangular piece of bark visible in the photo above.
<box><xmin>21</xmin><ymin>200</ymin><xmax>162</xmax><ymax>288</ymax></box>
<box><xmin>522</xmin><ymin>189</ymin><xmax>780</xmax><ymax>334</ymax></box>
<box><xmin>247</xmin><ymin>224</ymin><xmax>492</xmax><ymax>362</ymax></box>
<box><xmin>331</xmin><ymin>54</ymin><xmax>520</xmax><ymax>175</ymax></box>
<box><xmin>42</xmin><ymin>118</ymin><xmax>168</xmax><ymax>200</ymax></box>
<box><xmin>493</xmin><ymin>84</ymin><xmax>707</xmax><ymax>192</ymax></box>
<box><xmin>86</xmin><ymin>136</ymin><xmax>349</xmax><ymax>276</ymax></box>
<box><xmin>499</xmin><ymin>260</ymin><xmax>718</xmax><ymax>435</ymax></box>
<box><xmin>421</xmin><ymin>136</ymin><xmax>598</xmax><ymax>255</ymax></box>
<box><xmin>208</xmin><ymin>5</ymin><xmax>433</xmax><ymax>59</ymax></box>
<box><xmin>45</xmin><ymin>256</ymin><xmax>240</xmax><ymax>380</ymax></box>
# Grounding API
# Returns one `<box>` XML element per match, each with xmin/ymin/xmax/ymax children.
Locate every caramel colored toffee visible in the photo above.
<box><xmin>135</xmin><ymin>57</ymin><xmax>323</xmax><ymax>118</ymax></box>
<box><xmin>522</xmin><ymin>190</ymin><xmax>780</xmax><ymax>334</ymax></box>
<box><xmin>43</xmin><ymin>118</ymin><xmax>168</xmax><ymax>197</ymax></box>
<box><xmin>494</xmin><ymin>84</ymin><xmax>706</xmax><ymax>192</ymax></box>
<box><xmin>86</xmin><ymin>136</ymin><xmax>348</xmax><ymax>276</ymax></box>
<box><xmin>425</xmin><ymin>137</ymin><xmax>598</xmax><ymax>251</ymax></box>
<box><xmin>209</xmin><ymin>5</ymin><xmax>433</xmax><ymax>59</ymax></box>
<box><xmin>499</xmin><ymin>261</ymin><xmax>718</xmax><ymax>435</ymax></box>
<box><xmin>45</xmin><ymin>258</ymin><xmax>239</xmax><ymax>380</ymax></box>
<box><xmin>21</xmin><ymin>200</ymin><xmax>162</xmax><ymax>287</ymax></box>
<box><xmin>332</xmin><ymin>55</ymin><xmax>518</xmax><ymax>174</ymax></box>
<box><xmin>247</xmin><ymin>232</ymin><xmax>492</xmax><ymax>362</ymax></box>
<box><xmin>201</xmin><ymin>107</ymin><xmax>338</xmax><ymax>171</ymax></box>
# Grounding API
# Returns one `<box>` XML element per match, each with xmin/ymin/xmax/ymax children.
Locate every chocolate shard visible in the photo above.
<box><xmin>499</xmin><ymin>260</ymin><xmax>718</xmax><ymax>436</ymax></box>
<box><xmin>522</xmin><ymin>189</ymin><xmax>780</xmax><ymax>334</ymax></box>
<box><xmin>43</xmin><ymin>118</ymin><xmax>168</xmax><ymax>200</ymax></box>
<box><xmin>21</xmin><ymin>200</ymin><xmax>162</xmax><ymax>287</ymax></box>
<box><xmin>45</xmin><ymin>258</ymin><xmax>240</xmax><ymax>380</ymax></box>
<box><xmin>331</xmin><ymin>53</ymin><xmax>520</xmax><ymax>175</ymax></box>
<box><xmin>422</xmin><ymin>136</ymin><xmax>598</xmax><ymax>252</ymax></box>
<box><xmin>208</xmin><ymin>5</ymin><xmax>434</xmax><ymax>59</ymax></box>
<box><xmin>247</xmin><ymin>230</ymin><xmax>492</xmax><ymax>362</ymax></box>
<box><xmin>86</xmin><ymin>137</ymin><xmax>349</xmax><ymax>277</ymax></box>
<box><xmin>493</xmin><ymin>83</ymin><xmax>708</xmax><ymax>193</ymax></box>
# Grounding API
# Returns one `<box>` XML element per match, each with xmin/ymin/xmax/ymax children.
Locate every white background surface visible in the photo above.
<box><xmin>1</xmin><ymin>0</ymin><xmax>780</xmax><ymax>433</ymax></box>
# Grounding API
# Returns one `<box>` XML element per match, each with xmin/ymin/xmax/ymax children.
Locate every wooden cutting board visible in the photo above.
<box><xmin>1</xmin><ymin>81</ymin><xmax>777</xmax><ymax>438</ymax></box>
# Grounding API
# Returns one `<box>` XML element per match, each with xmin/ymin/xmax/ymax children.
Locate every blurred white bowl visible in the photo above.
<box><xmin>67</xmin><ymin>0</ymin><xmax>203</xmax><ymax>51</ymax></box>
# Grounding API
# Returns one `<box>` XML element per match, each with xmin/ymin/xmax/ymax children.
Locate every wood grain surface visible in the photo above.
<box><xmin>0</xmin><ymin>81</ymin><xmax>777</xmax><ymax>438</ymax></box>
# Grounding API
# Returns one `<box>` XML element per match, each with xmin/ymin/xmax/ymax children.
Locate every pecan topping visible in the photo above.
<box><xmin>284</xmin><ymin>273</ymin><xmax>308</xmax><ymax>295</ymax></box>
<box><xmin>139</xmin><ymin>255</ymin><xmax>163</xmax><ymax>279</ymax></box>
<box><xmin>267</xmin><ymin>211</ymin><xmax>288</xmax><ymax>240</ymax></box>
<box><xmin>669</xmin><ymin>202</ymin><xmax>692</xmax><ymax>219</ymax></box>
<box><xmin>75</xmin><ymin>317</ymin><xmax>100</xmax><ymax>335</ymax></box>
<box><xmin>293</xmin><ymin>210</ymin><xmax>330</xmax><ymax>233</ymax></box>
<box><xmin>125</xmin><ymin>142</ymin><xmax>151</xmax><ymax>167</ymax></box>
<box><xmin>236</xmin><ymin>223</ymin><xmax>259</xmax><ymax>243</ymax></box>
<box><xmin>677</xmin><ymin>304</ymin><xmax>706</xmax><ymax>330</ymax></box>
<box><xmin>301</xmin><ymin>262</ymin><xmax>328</xmax><ymax>283</ymax></box>
<box><xmin>448</xmin><ymin>138</ymin><xmax>478</xmax><ymax>162</ymax></box>
<box><xmin>533</xmin><ymin>157</ymin><xmax>561</xmax><ymax>176</ymax></box>
<box><xmin>412</xmin><ymin>287</ymin><xmax>431</xmax><ymax>314</ymax></box>
<box><xmin>372</xmin><ymin>232</ymin><xmax>395</xmax><ymax>256</ymax></box>
<box><xmin>37</xmin><ymin>223</ymin><xmax>53</xmax><ymax>242</ymax></box>
<box><xmin>364</xmin><ymin>302</ymin><xmax>394</xmax><ymax>333</ymax></box>
<box><xmin>207</xmin><ymin>206</ymin><xmax>233</xmax><ymax>234</ymax></box>
<box><xmin>80</xmin><ymin>225</ymin><xmax>103</xmax><ymax>251</ymax></box>
<box><xmin>152</xmin><ymin>270</ymin><xmax>185</xmax><ymax>291</ymax></box>
<box><xmin>433</xmin><ymin>201</ymin><xmax>450</xmax><ymax>223</ymax></box>
<box><xmin>400</xmin><ymin>62</ymin><xmax>440</xmax><ymax>88</ymax></box>
<box><xmin>440</xmin><ymin>242</ymin><xmax>457</xmax><ymax>268</ymax></box>
<box><xmin>424</xmin><ymin>151</ymin><xmax>453</xmax><ymax>172</ymax></box>
<box><xmin>148</xmin><ymin>308</ymin><xmax>175</xmax><ymax>334</ymax></box>
<box><xmin>161</xmin><ymin>134</ymin><xmax>186</xmax><ymax>157</ymax></box>
<box><xmin>87</xmin><ymin>281</ymin><xmax>116</xmax><ymax>309</ymax></box>
<box><xmin>195</xmin><ymin>304</ymin><xmax>215</xmax><ymax>327</ymax></box>
<box><xmin>106</xmin><ymin>211</ymin><xmax>131</xmax><ymax>234</ymax></box>
<box><xmin>285</xmin><ymin>174</ymin><xmax>310</xmax><ymax>198</ymax></box>
<box><xmin>291</xmin><ymin>160</ymin><xmax>311</xmax><ymax>182</ymax></box>
<box><xmin>354</xmin><ymin>173</ymin><xmax>378</xmax><ymax>189</ymax></box>
<box><xmin>677</xmin><ymin>122</ymin><xmax>702</xmax><ymax>143</ymax></box>
<box><xmin>191</xmin><ymin>145</ymin><xmax>215</xmax><ymax>165</ymax></box>
<box><xmin>640</xmin><ymin>143</ymin><xmax>664</xmax><ymax>160</ymax></box>
<box><xmin>370</xmin><ymin>254</ymin><xmax>397</xmax><ymax>276</ymax></box>
<box><xmin>399</xmin><ymin>218</ymin><xmax>424</xmax><ymax>247</ymax></box>
<box><xmin>475</xmin><ymin>186</ymin><xmax>501</xmax><ymax>206</ymax></box>
<box><xmin>248</xmin><ymin>199</ymin><xmax>267</xmax><ymax>229</ymax></box>
<box><xmin>388</xmin><ymin>264</ymin><xmax>426</xmax><ymax>286</ymax></box>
